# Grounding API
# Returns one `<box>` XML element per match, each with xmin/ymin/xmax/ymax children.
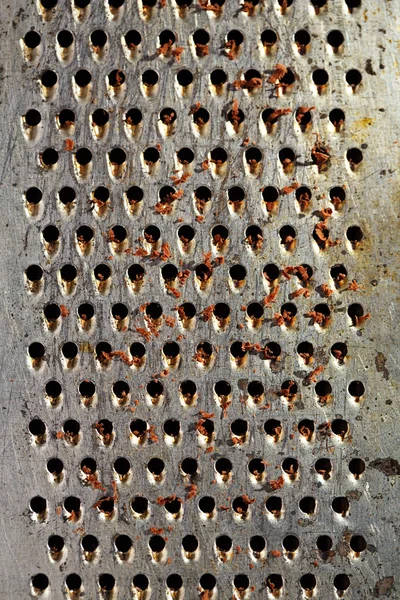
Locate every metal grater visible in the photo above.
<box><xmin>1</xmin><ymin>0</ymin><xmax>399</xmax><ymax>597</ymax></box>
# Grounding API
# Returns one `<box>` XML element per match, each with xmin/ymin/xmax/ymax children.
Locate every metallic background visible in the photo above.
<box><xmin>0</xmin><ymin>0</ymin><xmax>399</xmax><ymax>597</ymax></box>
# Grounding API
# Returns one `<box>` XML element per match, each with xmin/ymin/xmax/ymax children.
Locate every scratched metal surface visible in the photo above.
<box><xmin>0</xmin><ymin>0</ymin><xmax>400</xmax><ymax>598</ymax></box>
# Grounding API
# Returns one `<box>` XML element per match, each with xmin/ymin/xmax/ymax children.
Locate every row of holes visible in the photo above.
<box><xmin>30</xmin><ymin>493</ymin><xmax>359</xmax><ymax>519</ymax></box>
<box><xmin>30</xmin><ymin>571</ymin><xmax>353</xmax><ymax>596</ymax></box>
<box><xmin>36</xmin><ymin>146</ymin><xmax>364</xmax><ymax>173</ymax></box>
<box><xmin>33</xmin><ymin>453</ymin><xmax>362</xmax><ymax>481</ymax></box>
<box><xmin>34</xmin><ymin>67</ymin><xmax>364</xmax><ymax>95</ymax></box>
<box><xmin>24</xmin><ymin>106</ymin><xmax>352</xmax><ymax>134</ymax></box>
<box><xmin>23</xmin><ymin>28</ymin><xmax>353</xmax><ymax>57</ymax></box>
<box><xmin>27</xmin><ymin>339</ymin><xmax>352</xmax><ymax>368</ymax></box>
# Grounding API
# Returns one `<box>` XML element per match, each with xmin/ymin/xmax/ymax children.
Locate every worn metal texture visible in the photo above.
<box><xmin>0</xmin><ymin>0</ymin><xmax>400</xmax><ymax>598</ymax></box>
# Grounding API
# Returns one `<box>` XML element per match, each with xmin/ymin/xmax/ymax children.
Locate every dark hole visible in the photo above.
<box><xmin>64</xmin><ymin>496</ymin><xmax>81</xmax><ymax>513</ymax></box>
<box><xmin>245</xmin><ymin>147</ymin><xmax>262</xmax><ymax>163</ymax></box>
<box><xmin>193</xmin><ymin>29</ymin><xmax>210</xmax><ymax>45</ymax></box>
<box><xmin>279</xmin><ymin>147</ymin><xmax>295</xmax><ymax>165</ymax></box>
<box><xmin>180</xmin><ymin>380</ymin><xmax>197</xmax><ymax>397</ymax></box>
<box><xmin>95</xmin><ymin>341</ymin><xmax>111</xmax><ymax>359</ymax></box>
<box><xmin>31</xmin><ymin>574</ymin><xmax>49</xmax><ymax>591</ymax></box>
<box><xmin>230</xmin><ymin>341</ymin><xmax>246</xmax><ymax>358</ymax></box>
<box><xmin>45</xmin><ymin>380</ymin><xmax>61</xmax><ymax>397</ymax></box>
<box><xmin>281</xmin><ymin>302</ymin><xmax>297</xmax><ymax>317</ymax></box>
<box><xmin>228</xmin><ymin>187</ymin><xmax>245</xmax><ymax>202</ymax></box>
<box><xmin>199</xmin><ymin>496</ymin><xmax>215</xmax><ymax>513</ymax></box>
<box><xmin>76</xmin><ymin>226</ymin><xmax>93</xmax><ymax>245</ymax></box>
<box><xmin>127</xmin><ymin>263</ymin><xmax>145</xmax><ymax>282</ymax></box>
<box><xmin>267</xmin><ymin>574</ymin><xmax>283</xmax><ymax>591</ymax></box>
<box><xmin>81</xmin><ymin>457</ymin><xmax>96</xmax><ymax>473</ymax></box>
<box><xmin>130</xmin><ymin>419</ymin><xmax>147</xmax><ymax>436</ymax></box>
<box><xmin>200</xmin><ymin>574</ymin><xmax>216</xmax><ymax>590</ymax></box>
<box><xmin>66</xmin><ymin>574</ymin><xmax>81</xmax><ymax>591</ymax></box>
<box><xmin>75</xmin><ymin>148</ymin><xmax>92</xmax><ymax>166</ymax></box>
<box><xmin>91</xmin><ymin>29</ymin><xmax>107</xmax><ymax>47</ymax></box>
<box><xmin>125</xmin><ymin>29</ymin><xmax>142</xmax><ymax>46</ymax></box>
<box><xmin>332</xmin><ymin>496</ymin><xmax>349</xmax><ymax>514</ymax></box>
<box><xmin>26</xmin><ymin>187</ymin><xmax>42</xmax><ymax>205</ymax></box>
<box><xmin>347</xmin><ymin>226</ymin><xmax>363</xmax><ymax>244</ymax></box>
<box><xmin>41</xmin><ymin>148</ymin><xmax>59</xmax><ymax>166</ymax></box>
<box><xmin>330</xmin><ymin>186</ymin><xmax>346</xmax><ymax>203</ymax></box>
<box><xmin>75</xmin><ymin>0</ymin><xmax>90</xmax><ymax>6</ymax></box>
<box><xmin>300</xmin><ymin>574</ymin><xmax>316</xmax><ymax>591</ymax></box>
<box><xmin>346</xmin><ymin>69</ymin><xmax>362</xmax><ymax>87</ymax></box>
<box><xmin>142</xmin><ymin>0</ymin><xmax>157</xmax><ymax>6</ymax></box>
<box><xmin>147</xmin><ymin>379</ymin><xmax>162</xmax><ymax>398</ymax></box>
<box><xmin>216</xmin><ymin>535</ymin><xmax>232</xmax><ymax>551</ymax></box>
<box><xmin>177</xmin><ymin>147</ymin><xmax>194</xmax><ymax>165</ymax></box>
<box><xmin>263</xmin><ymin>263</ymin><xmax>280</xmax><ymax>283</ymax></box>
<box><xmin>29</xmin><ymin>342</ymin><xmax>45</xmax><ymax>359</ymax></box>
<box><xmin>246</xmin><ymin>225</ymin><xmax>263</xmax><ymax>246</ymax></box>
<box><xmin>210</xmin><ymin>147</ymin><xmax>227</xmax><ymax>163</ymax></box>
<box><xmin>282</xmin><ymin>457</ymin><xmax>298</xmax><ymax>474</ymax></box>
<box><xmin>29</xmin><ymin>419</ymin><xmax>45</xmax><ymax>436</ymax></box>
<box><xmin>348</xmin><ymin>303</ymin><xmax>364</xmax><ymax>324</ymax></box>
<box><xmin>345</xmin><ymin>0</ymin><xmax>361</xmax><ymax>7</ymax></box>
<box><xmin>115</xmin><ymin>534</ymin><xmax>132</xmax><ymax>553</ymax></box>
<box><xmin>350</xmin><ymin>535</ymin><xmax>366</xmax><ymax>553</ymax></box>
<box><xmin>130</xmin><ymin>342</ymin><xmax>146</xmax><ymax>359</ymax></box>
<box><xmin>317</xmin><ymin>535</ymin><xmax>332</xmax><ymax>552</ymax></box>
<box><xmin>42</xmin><ymin>225</ymin><xmax>59</xmax><ymax>243</ymax></box>
<box><xmin>348</xmin><ymin>380</ymin><xmax>365</xmax><ymax>398</ymax></box>
<box><xmin>230</xmin><ymin>264</ymin><xmax>246</xmax><ymax>281</ymax></box>
<box><xmin>297</xmin><ymin>341</ymin><xmax>314</xmax><ymax>359</ymax></box>
<box><xmin>114</xmin><ymin>457</ymin><xmax>130</xmax><ymax>475</ymax></box>
<box><xmin>48</xmin><ymin>535</ymin><xmax>64</xmax><ymax>552</ymax></box>
<box><xmin>109</xmin><ymin>0</ymin><xmax>124</xmax><ymax>7</ymax></box>
<box><xmin>330</xmin><ymin>263</ymin><xmax>347</xmax><ymax>281</ymax></box>
<box><xmin>142</xmin><ymin>70</ymin><xmax>159</xmax><ymax>86</ymax></box>
<box><xmin>57</xmin><ymin>187</ymin><xmax>75</xmax><ymax>208</ymax></box>
<box><xmin>81</xmin><ymin>535</ymin><xmax>98</xmax><ymax>552</ymax></box>
<box><xmin>295</xmin><ymin>29</ymin><xmax>311</xmax><ymax>46</ymax></box>
<box><xmin>283</xmin><ymin>535</ymin><xmax>299</xmax><ymax>552</ymax></box>
<box><xmin>144</xmin><ymin>225</ymin><xmax>161</xmax><ymax>244</ymax></box>
<box><xmin>193</xmin><ymin>107</ymin><xmax>210</xmax><ymax>125</ymax></box>
<box><xmin>248</xmin><ymin>458</ymin><xmax>265</xmax><ymax>475</ymax></box>
<box><xmin>146</xmin><ymin>302</ymin><xmax>163</xmax><ymax>320</ymax></box>
<box><xmin>310</xmin><ymin>0</ymin><xmax>326</xmax><ymax>6</ymax></box>
<box><xmin>349</xmin><ymin>457</ymin><xmax>365</xmax><ymax>475</ymax></box>
<box><xmin>247</xmin><ymin>302</ymin><xmax>264</xmax><ymax>319</ymax></box>
<box><xmin>159</xmin><ymin>185</ymin><xmax>175</xmax><ymax>202</ymax></box>
<box><xmin>148</xmin><ymin>457</ymin><xmax>164</xmax><ymax>475</ymax></box>
<box><xmin>299</xmin><ymin>496</ymin><xmax>316</xmax><ymax>514</ymax></box>
<box><xmin>227</xmin><ymin>29</ymin><xmax>243</xmax><ymax>45</ymax></box>
<box><xmin>264</xmin><ymin>341</ymin><xmax>281</xmax><ymax>359</ymax></box>
<box><xmin>264</xmin><ymin>419</ymin><xmax>281</xmax><ymax>436</ymax></box>
<box><xmin>262</xmin><ymin>187</ymin><xmax>279</xmax><ymax>204</ymax></box>
<box><xmin>60</xmin><ymin>264</ymin><xmax>77</xmax><ymax>282</ymax></box>
<box><xmin>181</xmin><ymin>457</ymin><xmax>198</xmax><ymax>475</ymax></box>
<box><xmin>279</xmin><ymin>225</ymin><xmax>296</xmax><ymax>244</ymax></box>
<box><xmin>347</xmin><ymin>147</ymin><xmax>363</xmax><ymax>166</ymax></box>
<box><xmin>250</xmin><ymin>535</ymin><xmax>265</xmax><ymax>552</ymax></box>
<box><xmin>330</xmin><ymin>108</ymin><xmax>345</xmax><ymax>127</ymax></box>
<box><xmin>164</xmin><ymin>419</ymin><xmax>180</xmax><ymax>437</ymax></box>
<box><xmin>280</xmin><ymin>380</ymin><xmax>297</xmax><ymax>398</ymax></box>
<box><xmin>281</xmin><ymin>68</ymin><xmax>295</xmax><ymax>85</ymax></box>
<box><xmin>315</xmin><ymin>380</ymin><xmax>332</xmax><ymax>398</ymax></box>
<box><xmin>99</xmin><ymin>574</ymin><xmax>115</xmax><ymax>591</ymax></box>
<box><xmin>176</xmin><ymin>0</ymin><xmax>192</xmax><ymax>6</ymax></box>
<box><xmin>178</xmin><ymin>225</ymin><xmax>195</xmax><ymax>244</ymax></box>
<box><xmin>96</xmin><ymin>419</ymin><xmax>113</xmax><ymax>438</ymax></box>
<box><xmin>159</xmin><ymin>29</ymin><xmax>176</xmax><ymax>46</ymax></box>
<box><xmin>198</xmin><ymin>419</ymin><xmax>214</xmax><ymax>435</ymax></box>
<box><xmin>40</xmin><ymin>0</ymin><xmax>57</xmax><ymax>7</ymax></box>
<box><xmin>298</xmin><ymin>419</ymin><xmax>314</xmax><ymax>437</ymax></box>
<box><xmin>261</xmin><ymin>29</ymin><xmax>277</xmax><ymax>45</ymax></box>
<box><xmin>161</xmin><ymin>263</ymin><xmax>178</xmax><ymax>281</ymax></box>
<box><xmin>64</xmin><ymin>419</ymin><xmax>80</xmax><ymax>436</ymax></box>
<box><xmin>108</xmin><ymin>69</ymin><xmax>125</xmax><ymax>87</ymax></box>
<box><xmin>94</xmin><ymin>264</ymin><xmax>111</xmax><ymax>281</ymax></box>
<box><xmin>30</xmin><ymin>496</ymin><xmax>47</xmax><ymax>514</ymax></box>
<box><xmin>160</xmin><ymin>108</ymin><xmax>177</xmax><ymax>125</ymax></box>
<box><xmin>91</xmin><ymin>109</ymin><xmax>109</xmax><ymax>127</ymax></box>
<box><xmin>125</xmin><ymin>186</ymin><xmax>143</xmax><ymax>205</ymax></box>
<box><xmin>331</xmin><ymin>342</ymin><xmax>347</xmax><ymax>361</ymax></box>
<box><xmin>315</xmin><ymin>458</ymin><xmax>332</xmax><ymax>477</ymax></box>
<box><xmin>163</xmin><ymin>341</ymin><xmax>180</xmax><ymax>358</ymax></box>
<box><xmin>215</xmin><ymin>457</ymin><xmax>232</xmax><ymax>474</ymax></box>
<box><xmin>25</xmin><ymin>109</ymin><xmax>41</xmax><ymax>127</ymax></box>
<box><xmin>44</xmin><ymin>303</ymin><xmax>60</xmax><ymax>321</ymax></box>
<box><xmin>109</xmin><ymin>147</ymin><xmax>126</xmax><ymax>165</ymax></box>
<box><xmin>215</xmin><ymin>380</ymin><xmax>231</xmax><ymax>397</ymax></box>
<box><xmin>334</xmin><ymin>574</ymin><xmax>350</xmax><ymax>592</ymax></box>
<box><xmin>97</xmin><ymin>497</ymin><xmax>115</xmax><ymax>513</ymax></box>
<box><xmin>332</xmin><ymin>419</ymin><xmax>349</xmax><ymax>437</ymax></box>
<box><xmin>210</xmin><ymin>69</ymin><xmax>227</xmax><ymax>85</ymax></box>
<box><xmin>126</xmin><ymin>108</ymin><xmax>143</xmax><ymax>125</ymax></box>
<box><xmin>41</xmin><ymin>70</ymin><xmax>57</xmax><ymax>87</ymax></box>
<box><xmin>182</xmin><ymin>535</ymin><xmax>198</xmax><ymax>552</ymax></box>
<box><xmin>110</xmin><ymin>226</ymin><xmax>127</xmax><ymax>245</ymax></box>
<box><xmin>245</xmin><ymin>68</ymin><xmax>261</xmax><ymax>82</ymax></box>
<box><xmin>131</xmin><ymin>496</ymin><xmax>148</xmax><ymax>513</ymax></box>
<box><xmin>78</xmin><ymin>303</ymin><xmax>94</xmax><ymax>322</ymax></box>
<box><xmin>312</xmin><ymin>69</ymin><xmax>329</xmax><ymax>85</ymax></box>
<box><xmin>74</xmin><ymin>69</ymin><xmax>92</xmax><ymax>87</ymax></box>
<box><xmin>231</xmin><ymin>419</ymin><xmax>248</xmax><ymax>436</ymax></box>
<box><xmin>195</xmin><ymin>188</ymin><xmax>212</xmax><ymax>206</ymax></box>
<box><xmin>166</xmin><ymin>575</ymin><xmax>183</xmax><ymax>591</ymax></box>
<box><xmin>143</xmin><ymin>147</ymin><xmax>160</xmax><ymax>164</ymax></box>
<box><xmin>327</xmin><ymin>30</ymin><xmax>344</xmax><ymax>49</ymax></box>
<box><xmin>196</xmin><ymin>265</ymin><xmax>212</xmax><ymax>283</ymax></box>
<box><xmin>165</xmin><ymin>498</ymin><xmax>181</xmax><ymax>513</ymax></box>
<box><xmin>314</xmin><ymin>303</ymin><xmax>330</xmax><ymax>318</ymax></box>
<box><xmin>133</xmin><ymin>575</ymin><xmax>149</xmax><ymax>591</ymax></box>
<box><xmin>24</xmin><ymin>31</ymin><xmax>41</xmax><ymax>48</ymax></box>
<box><xmin>149</xmin><ymin>535</ymin><xmax>165</xmax><ymax>552</ymax></box>
<box><xmin>57</xmin><ymin>30</ymin><xmax>73</xmax><ymax>48</ymax></box>
<box><xmin>213</xmin><ymin>303</ymin><xmax>230</xmax><ymax>321</ymax></box>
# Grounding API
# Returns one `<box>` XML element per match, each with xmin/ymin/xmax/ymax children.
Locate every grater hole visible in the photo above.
<box><xmin>332</xmin><ymin>496</ymin><xmax>349</xmax><ymax>516</ymax></box>
<box><xmin>40</xmin><ymin>148</ymin><xmax>59</xmax><ymax>167</ymax></box>
<box><xmin>283</xmin><ymin>535</ymin><xmax>299</xmax><ymax>553</ymax></box>
<box><xmin>264</xmin><ymin>419</ymin><xmax>282</xmax><ymax>440</ymax></box>
<box><xmin>25</xmin><ymin>109</ymin><xmax>42</xmax><ymax>127</ymax></box>
<box><xmin>246</xmin><ymin>225</ymin><xmax>263</xmax><ymax>251</ymax></box>
<box><xmin>182</xmin><ymin>535</ymin><xmax>198</xmax><ymax>552</ymax></box>
<box><xmin>176</xmin><ymin>69</ymin><xmax>193</xmax><ymax>87</ymax></box>
<box><xmin>114</xmin><ymin>457</ymin><xmax>131</xmax><ymax>476</ymax></box>
<box><xmin>65</xmin><ymin>574</ymin><xmax>82</xmax><ymax>592</ymax></box>
<box><xmin>24</xmin><ymin>30</ymin><xmax>41</xmax><ymax>48</ymax></box>
<box><xmin>267</xmin><ymin>574</ymin><xmax>283</xmax><ymax>593</ymax></box>
<box><xmin>200</xmin><ymin>573</ymin><xmax>216</xmax><ymax>591</ymax></box>
<box><xmin>334</xmin><ymin>574</ymin><xmax>350</xmax><ymax>593</ymax></box>
<box><xmin>42</xmin><ymin>225</ymin><xmax>59</xmax><ymax>244</ymax></box>
<box><xmin>310</xmin><ymin>0</ymin><xmax>326</xmax><ymax>6</ymax></box>
<box><xmin>47</xmin><ymin>456</ymin><xmax>63</xmax><ymax>479</ymax></box>
<box><xmin>92</xmin><ymin>109</ymin><xmax>109</xmax><ymax>126</ymax></box>
<box><xmin>261</xmin><ymin>29</ymin><xmax>277</xmax><ymax>49</ymax></box>
<box><xmin>248</xmin><ymin>458</ymin><xmax>265</xmax><ymax>476</ymax></box>
<box><xmin>41</xmin><ymin>70</ymin><xmax>58</xmax><ymax>88</ymax></box>
<box><xmin>58</xmin><ymin>187</ymin><xmax>76</xmax><ymax>207</ymax></box>
<box><xmin>250</xmin><ymin>535</ymin><xmax>266</xmax><ymax>552</ymax></box>
<box><xmin>300</xmin><ymin>574</ymin><xmax>316</xmax><ymax>593</ymax></box>
<box><xmin>141</xmin><ymin>69</ymin><xmax>158</xmax><ymax>88</ymax></box>
<box><xmin>315</xmin><ymin>458</ymin><xmax>332</xmax><ymax>479</ymax></box>
<box><xmin>193</xmin><ymin>28</ymin><xmax>210</xmax><ymax>45</ymax></box>
<box><xmin>164</xmin><ymin>418</ymin><xmax>181</xmax><ymax>438</ymax></box>
<box><xmin>331</xmin><ymin>342</ymin><xmax>347</xmax><ymax>363</ymax></box>
<box><xmin>331</xmin><ymin>419</ymin><xmax>349</xmax><ymax>440</ymax></box>
<box><xmin>149</xmin><ymin>535</ymin><xmax>165</xmax><ymax>552</ymax></box>
<box><xmin>329</xmin><ymin>109</ymin><xmax>345</xmax><ymax>131</ymax></box>
<box><xmin>148</xmin><ymin>457</ymin><xmax>165</xmax><ymax>476</ymax></box>
<box><xmin>143</xmin><ymin>224</ymin><xmax>162</xmax><ymax>244</ymax></box>
<box><xmin>279</xmin><ymin>225</ymin><xmax>296</xmax><ymax>250</ymax></box>
<box><xmin>349</xmin><ymin>458</ymin><xmax>365</xmax><ymax>478</ymax></box>
<box><xmin>64</xmin><ymin>495</ymin><xmax>81</xmax><ymax>516</ymax></box>
<box><xmin>44</xmin><ymin>303</ymin><xmax>60</xmax><ymax>322</ymax></box>
<box><xmin>125</xmin><ymin>29</ymin><xmax>142</xmax><ymax>47</ymax></box>
<box><xmin>74</xmin><ymin>69</ymin><xmax>92</xmax><ymax>88</ymax></box>
<box><xmin>215</xmin><ymin>457</ymin><xmax>232</xmax><ymax>475</ymax></box>
<box><xmin>30</xmin><ymin>495</ymin><xmax>47</xmax><ymax>515</ymax></box>
<box><xmin>48</xmin><ymin>534</ymin><xmax>64</xmax><ymax>553</ymax></box>
<box><xmin>29</xmin><ymin>418</ymin><xmax>46</xmax><ymax>439</ymax></box>
<box><xmin>264</xmin><ymin>341</ymin><xmax>281</xmax><ymax>361</ymax></box>
<box><xmin>46</xmin><ymin>380</ymin><xmax>61</xmax><ymax>399</ymax></box>
<box><xmin>166</xmin><ymin>574</ymin><xmax>183</xmax><ymax>591</ymax></box>
<box><xmin>25</xmin><ymin>187</ymin><xmax>43</xmax><ymax>207</ymax></box>
<box><xmin>161</xmin><ymin>264</ymin><xmax>178</xmax><ymax>283</ymax></box>
<box><xmin>330</xmin><ymin>264</ymin><xmax>347</xmax><ymax>287</ymax></box>
<box><xmin>329</xmin><ymin>186</ymin><xmax>346</xmax><ymax>209</ymax></box>
<box><xmin>94</xmin><ymin>264</ymin><xmax>111</xmax><ymax>281</ymax></box>
<box><xmin>108</xmin><ymin>69</ymin><xmax>125</xmax><ymax>88</ymax></box>
<box><xmin>210</xmin><ymin>68</ymin><xmax>227</xmax><ymax>86</ymax></box>
<box><xmin>81</xmin><ymin>534</ymin><xmax>99</xmax><ymax>553</ymax></box>
<box><xmin>231</xmin><ymin>419</ymin><xmax>248</xmax><ymax>437</ymax></box>
<box><xmin>348</xmin><ymin>380</ymin><xmax>365</xmax><ymax>400</ymax></box>
<box><xmin>299</xmin><ymin>496</ymin><xmax>316</xmax><ymax>515</ymax></box>
<box><xmin>77</xmin><ymin>225</ymin><xmax>93</xmax><ymax>244</ymax></box>
<box><xmin>78</xmin><ymin>303</ymin><xmax>94</xmax><ymax>321</ymax></box>
<box><xmin>91</xmin><ymin>29</ymin><xmax>108</xmax><ymax>47</ymax></box>
<box><xmin>62</xmin><ymin>342</ymin><xmax>78</xmax><ymax>360</ymax></box>
<box><xmin>128</xmin><ymin>263</ymin><xmax>145</xmax><ymax>283</ymax></box>
<box><xmin>265</xmin><ymin>496</ymin><xmax>282</xmax><ymax>517</ymax></box>
<box><xmin>350</xmin><ymin>535</ymin><xmax>366</xmax><ymax>553</ymax></box>
<box><xmin>346</xmin><ymin>148</ymin><xmax>363</xmax><ymax>170</ymax></box>
<box><xmin>180</xmin><ymin>379</ymin><xmax>197</xmax><ymax>404</ymax></box>
<box><xmin>327</xmin><ymin>30</ymin><xmax>344</xmax><ymax>52</ymax></box>
<box><xmin>131</xmin><ymin>495</ymin><xmax>148</xmax><ymax>515</ymax></box>
<box><xmin>210</xmin><ymin>146</ymin><xmax>228</xmax><ymax>164</ymax></box>
<box><xmin>75</xmin><ymin>148</ymin><xmax>92</xmax><ymax>166</ymax></box>
<box><xmin>317</xmin><ymin>535</ymin><xmax>332</xmax><ymax>553</ymax></box>
<box><xmin>199</xmin><ymin>496</ymin><xmax>215</xmax><ymax>515</ymax></box>
<box><xmin>298</xmin><ymin>419</ymin><xmax>314</xmax><ymax>439</ymax></box>
<box><xmin>63</xmin><ymin>419</ymin><xmax>80</xmax><ymax>440</ymax></box>
<box><xmin>294</xmin><ymin>29</ymin><xmax>311</xmax><ymax>55</ymax></box>
<box><xmin>99</xmin><ymin>574</ymin><xmax>115</xmax><ymax>591</ymax></box>
<box><xmin>346</xmin><ymin>226</ymin><xmax>363</xmax><ymax>248</ymax></box>
<box><xmin>216</xmin><ymin>535</ymin><xmax>232</xmax><ymax>551</ymax></box>
<box><xmin>57</xmin><ymin>30</ymin><xmax>73</xmax><ymax>48</ymax></box>
<box><xmin>312</xmin><ymin>68</ymin><xmax>329</xmax><ymax>87</ymax></box>
<box><xmin>346</xmin><ymin>69</ymin><xmax>362</xmax><ymax>90</ymax></box>
<box><xmin>282</xmin><ymin>457</ymin><xmax>298</xmax><ymax>478</ymax></box>
<box><xmin>29</xmin><ymin>342</ymin><xmax>45</xmax><ymax>360</ymax></box>
<box><xmin>31</xmin><ymin>573</ymin><xmax>49</xmax><ymax>593</ymax></box>
<box><xmin>181</xmin><ymin>457</ymin><xmax>198</xmax><ymax>476</ymax></box>
<box><xmin>297</xmin><ymin>342</ymin><xmax>314</xmax><ymax>365</ymax></box>
<box><xmin>75</xmin><ymin>0</ymin><xmax>90</xmax><ymax>6</ymax></box>
<box><xmin>347</xmin><ymin>303</ymin><xmax>365</xmax><ymax>326</ymax></box>
<box><xmin>81</xmin><ymin>457</ymin><xmax>96</xmax><ymax>473</ymax></box>
<box><xmin>40</xmin><ymin>0</ymin><xmax>57</xmax><ymax>7</ymax></box>
<box><xmin>345</xmin><ymin>0</ymin><xmax>361</xmax><ymax>8</ymax></box>
<box><xmin>132</xmin><ymin>575</ymin><xmax>149</xmax><ymax>591</ymax></box>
